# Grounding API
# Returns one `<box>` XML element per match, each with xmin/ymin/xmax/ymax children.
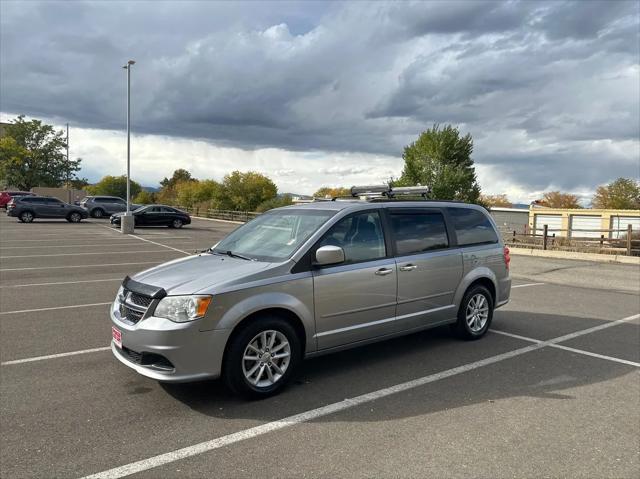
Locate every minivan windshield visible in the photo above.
<box><xmin>212</xmin><ymin>209</ymin><xmax>335</xmax><ymax>262</ymax></box>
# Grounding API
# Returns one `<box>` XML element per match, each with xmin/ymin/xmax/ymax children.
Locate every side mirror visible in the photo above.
<box><xmin>315</xmin><ymin>245</ymin><xmax>345</xmax><ymax>266</ymax></box>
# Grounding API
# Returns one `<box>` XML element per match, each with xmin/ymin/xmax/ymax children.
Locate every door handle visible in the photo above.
<box><xmin>375</xmin><ymin>268</ymin><xmax>393</xmax><ymax>276</ymax></box>
<box><xmin>399</xmin><ymin>264</ymin><xmax>417</xmax><ymax>272</ymax></box>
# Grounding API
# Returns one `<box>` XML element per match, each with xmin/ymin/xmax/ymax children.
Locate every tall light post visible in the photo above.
<box><xmin>121</xmin><ymin>60</ymin><xmax>136</xmax><ymax>234</ymax></box>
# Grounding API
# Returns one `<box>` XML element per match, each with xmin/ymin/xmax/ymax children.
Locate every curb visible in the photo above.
<box><xmin>509</xmin><ymin>247</ymin><xmax>640</xmax><ymax>265</ymax></box>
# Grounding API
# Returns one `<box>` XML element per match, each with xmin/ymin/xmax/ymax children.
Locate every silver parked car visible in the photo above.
<box><xmin>110</xmin><ymin>186</ymin><xmax>511</xmax><ymax>398</ymax></box>
<box><xmin>80</xmin><ymin>196</ymin><xmax>140</xmax><ymax>218</ymax></box>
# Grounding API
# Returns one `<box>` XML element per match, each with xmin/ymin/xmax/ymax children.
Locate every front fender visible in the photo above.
<box><xmin>209</xmin><ymin>285</ymin><xmax>316</xmax><ymax>352</ymax></box>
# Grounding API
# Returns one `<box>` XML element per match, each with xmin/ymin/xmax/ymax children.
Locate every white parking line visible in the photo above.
<box><xmin>1</xmin><ymin>346</ymin><xmax>111</xmax><ymax>366</ymax></box>
<box><xmin>79</xmin><ymin>312</ymin><xmax>640</xmax><ymax>479</ymax></box>
<box><xmin>0</xmin><ymin>261</ymin><xmax>163</xmax><ymax>272</ymax></box>
<box><xmin>130</xmin><ymin>234</ymin><xmax>190</xmax><ymax>255</ymax></box>
<box><xmin>0</xmin><ymin>242</ymin><xmax>151</xmax><ymax>250</ymax></box>
<box><xmin>0</xmin><ymin>249</ymin><xmax>170</xmax><ymax>259</ymax></box>
<box><xmin>0</xmin><ymin>302</ymin><xmax>112</xmax><ymax>315</ymax></box>
<box><xmin>511</xmin><ymin>283</ymin><xmax>545</xmax><ymax>289</ymax></box>
<box><xmin>0</xmin><ymin>278</ymin><xmax>122</xmax><ymax>288</ymax></box>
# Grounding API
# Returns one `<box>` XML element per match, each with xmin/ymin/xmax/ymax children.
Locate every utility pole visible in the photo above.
<box><xmin>66</xmin><ymin>123</ymin><xmax>71</xmax><ymax>203</ymax></box>
<box><xmin>121</xmin><ymin>60</ymin><xmax>136</xmax><ymax>234</ymax></box>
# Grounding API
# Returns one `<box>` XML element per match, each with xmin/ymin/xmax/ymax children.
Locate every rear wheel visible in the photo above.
<box><xmin>170</xmin><ymin>218</ymin><xmax>183</xmax><ymax>229</ymax></box>
<box><xmin>20</xmin><ymin>211</ymin><xmax>34</xmax><ymax>223</ymax></box>
<box><xmin>223</xmin><ymin>316</ymin><xmax>301</xmax><ymax>399</ymax></box>
<box><xmin>452</xmin><ymin>284</ymin><xmax>494</xmax><ymax>340</ymax></box>
<box><xmin>68</xmin><ymin>212</ymin><xmax>82</xmax><ymax>223</ymax></box>
<box><xmin>92</xmin><ymin>208</ymin><xmax>105</xmax><ymax>218</ymax></box>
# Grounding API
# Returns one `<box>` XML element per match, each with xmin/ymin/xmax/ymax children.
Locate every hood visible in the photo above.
<box><xmin>131</xmin><ymin>253</ymin><xmax>275</xmax><ymax>295</ymax></box>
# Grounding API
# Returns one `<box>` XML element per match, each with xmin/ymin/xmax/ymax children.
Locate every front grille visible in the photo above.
<box><xmin>128</xmin><ymin>292</ymin><xmax>152</xmax><ymax>308</ymax></box>
<box><xmin>121</xmin><ymin>305</ymin><xmax>144</xmax><ymax>324</ymax></box>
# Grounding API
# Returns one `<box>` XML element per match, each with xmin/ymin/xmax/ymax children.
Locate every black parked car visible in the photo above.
<box><xmin>7</xmin><ymin>196</ymin><xmax>89</xmax><ymax>223</ymax></box>
<box><xmin>110</xmin><ymin>205</ymin><xmax>191</xmax><ymax>228</ymax></box>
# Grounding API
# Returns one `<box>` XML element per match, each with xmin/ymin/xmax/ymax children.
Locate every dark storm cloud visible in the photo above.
<box><xmin>1</xmin><ymin>0</ymin><xmax>638</xmax><ymax>193</ymax></box>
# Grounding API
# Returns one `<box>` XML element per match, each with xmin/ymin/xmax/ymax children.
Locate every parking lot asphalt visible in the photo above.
<box><xmin>1</xmin><ymin>213</ymin><xmax>638</xmax><ymax>479</ymax></box>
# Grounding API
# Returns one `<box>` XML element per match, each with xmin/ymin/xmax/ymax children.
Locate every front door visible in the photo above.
<box><xmin>313</xmin><ymin>210</ymin><xmax>397</xmax><ymax>349</ymax></box>
<box><xmin>390</xmin><ymin>209</ymin><xmax>462</xmax><ymax>329</ymax></box>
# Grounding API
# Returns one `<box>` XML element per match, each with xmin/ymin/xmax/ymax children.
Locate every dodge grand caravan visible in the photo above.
<box><xmin>110</xmin><ymin>186</ymin><xmax>511</xmax><ymax>398</ymax></box>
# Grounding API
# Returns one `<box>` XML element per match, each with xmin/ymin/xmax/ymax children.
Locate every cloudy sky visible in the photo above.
<box><xmin>1</xmin><ymin>0</ymin><xmax>638</xmax><ymax>202</ymax></box>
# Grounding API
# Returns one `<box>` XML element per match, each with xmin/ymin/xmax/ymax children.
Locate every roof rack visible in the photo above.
<box><xmin>328</xmin><ymin>184</ymin><xmax>431</xmax><ymax>201</ymax></box>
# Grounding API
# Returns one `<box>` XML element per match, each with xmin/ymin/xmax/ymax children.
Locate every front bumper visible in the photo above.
<box><xmin>110</xmin><ymin>307</ymin><xmax>231</xmax><ymax>383</ymax></box>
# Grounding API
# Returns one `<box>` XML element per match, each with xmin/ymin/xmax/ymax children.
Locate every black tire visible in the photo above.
<box><xmin>223</xmin><ymin>316</ymin><xmax>302</xmax><ymax>399</ymax></box>
<box><xmin>20</xmin><ymin>211</ymin><xmax>35</xmax><ymax>223</ymax></box>
<box><xmin>68</xmin><ymin>212</ymin><xmax>82</xmax><ymax>223</ymax></box>
<box><xmin>92</xmin><ymin>208</ymin><xmax>105</xmax><ymax>218</ymax></box>
<box><xmin>170</xmin><ymin>218</ymin><xmax>183</xmax><ymax>229</ymax></box>
<box><xmin>452</xmin><ymin>284</ymin><xmax>494</xmax><ymax>340</ymax></box>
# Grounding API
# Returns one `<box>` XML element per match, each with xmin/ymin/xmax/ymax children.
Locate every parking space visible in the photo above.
<box><xmin>0</xmin><ymin>213</ymin><xmax>638</xmax><ymax>478</ymax></box>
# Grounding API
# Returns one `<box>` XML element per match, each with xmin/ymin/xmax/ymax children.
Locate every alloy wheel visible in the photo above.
<box><xmin>466</xmin><ymin>293</ymin><xmax>489</xmax><ymax>332</ymax></box>
<box><xmin>241</xmin><ymin>330</ymin><xmax>291</xmax><ymax>388</ymax></box>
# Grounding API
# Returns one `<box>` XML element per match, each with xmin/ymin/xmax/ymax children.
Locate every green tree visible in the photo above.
<box><xmin>175</xmin><ymin>180</ymin><xmax>200</xmax><ymax>207</ymax></box>
<box><xmin>398</xmin><ymin>124</ymin><xmax>481</xmax><ymax>203</ymax></box>
<box><xmin>157</xmin><ymin>169</ymin><xmax>196</xmax><ymax>204</ymax></box>
<box><xmin>256</xmin><ymin>195</ymin><xmax>293</xmax><ymax>212</ymax></box>
<box><xmin>313</xmin><ymin>186</ymin><xmax>351</xmax><ymax>198</ymax></box>
<box><xmin>592</xmin><ymin>178</ymin><xmax>640</xmax><ymax>209</ymax></box>
<box><xmin>0</xmin><ymin>115</ymin><xmax>81</xmax><ymax>189</ymax></box>
<box><xmin>160</xmin><ymin>169</ymin><xmax>193</xmax><ymax>189</ymax></box>
<box><xmin>194</xmin><ymin>179</ymin><xmax>221</xmax><ymax>204</ymax></box>
<box><xmin>87</xmin><ymin>175</ymin><xmax>142</xmax><ymax>200</ymax></box>
<box><xmin>216</xmin><ymin>171</ymin><xmax>277</xmax><ymax>211</ymax></box>
<box><xmin>133</xmin><ymin>190</ymin><xmax>156</xmax><ymax>204</ymax></box>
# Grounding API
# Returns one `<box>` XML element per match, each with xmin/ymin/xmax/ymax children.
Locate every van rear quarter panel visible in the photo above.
<box><xmin>454</xmin><ymin>244</ymin><xmax>509</xmax><ymax>306</ymax></box>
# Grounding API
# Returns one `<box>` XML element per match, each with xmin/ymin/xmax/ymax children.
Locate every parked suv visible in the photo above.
<box><xmin>1</xmin><ymin>191</ymin><xmax>35</xmax><ymax>208</ymax></box>
<box><xmin>81</xmin><ymin>196</ymin><xmax>136</xmax><ymax>218</ymax></box>
<box><xmin>8</xmin><ymin>196</ymin><xmax>89</xmax><ymax>223</ymax></box>
<box><xmin>110</xmin><ymin>186</ymin><xmax>511</xmax><ymax>398</ymax></box>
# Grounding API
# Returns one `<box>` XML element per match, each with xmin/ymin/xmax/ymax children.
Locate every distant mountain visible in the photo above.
<box><xmin>142</xmin><ymin>186</ymin><xmax>161</xmax><ymax>193</ymax></box>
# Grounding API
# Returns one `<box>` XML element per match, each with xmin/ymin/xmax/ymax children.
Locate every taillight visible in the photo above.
<box><xmin>503</xmin><ymin>246</ymin><xmax>510</xmax><ymax>270</ymax></box>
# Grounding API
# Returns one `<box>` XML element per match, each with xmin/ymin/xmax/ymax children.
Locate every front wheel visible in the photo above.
<box><xmin>68</xmin><ymin>212</ymin><xmax>82</xmax><ymax>223</ymax></box>
<box><xmin>223</xmin><ymin>316</ymin><xmax>301</xmax><ymax>399</ymax></box>
<box><xmin>452</xmin><ymin>285</ymin><xmax>494</xmax><ymax>340</ymax></box>
<box><xmin>20</xmin><ymin>211</ymin><xmax>34</xmax><ymax>223</ymax></box>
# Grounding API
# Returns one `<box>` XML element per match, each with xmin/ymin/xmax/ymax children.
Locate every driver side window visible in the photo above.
<box><xmin>319</xmin><ymin>211</ymin><xmax>386</xmax><ymax>263</ymax></box>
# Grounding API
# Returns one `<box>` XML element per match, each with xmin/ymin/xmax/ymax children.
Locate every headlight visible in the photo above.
<box><xmin>154</xmin><ymin>295</ymin><xmax>212</xmax><ymax>323</ymax></box>
<box><xmin>113</xmin><ymin>285</ymin><xmax>125</xmax><ymax>314</ymax></box>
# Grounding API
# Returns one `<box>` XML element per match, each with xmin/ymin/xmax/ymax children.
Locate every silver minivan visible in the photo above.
<box><xmin>110</xmin><ymin>188</ymin><xmax>511</xmax><ymax>397</ymax></box>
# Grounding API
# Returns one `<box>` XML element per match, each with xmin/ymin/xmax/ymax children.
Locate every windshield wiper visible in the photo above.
<box><xmin>213</xmin><ymin>249</ymin><xmax>254</xmax><ymax>261</ymax></box>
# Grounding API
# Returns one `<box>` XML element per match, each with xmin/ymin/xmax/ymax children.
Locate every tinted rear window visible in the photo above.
<box><xmin>23</xmin><ymin>197</ymin><xmax>46</xmax><ymax>204</ymax></box>
<box><xmin>390</xmin><ymin>212</ymin><xmax>449</xmax><ymax>255</ymax></box>
<box><xmin>448</xmin><ymin>207</ymin><xmax>498</xmax><ymax>246</ymax></box>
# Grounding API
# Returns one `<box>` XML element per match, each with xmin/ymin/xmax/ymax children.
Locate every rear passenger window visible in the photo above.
<box><xmin>391</xmin><ymin>212</ymin><xmax>449</xmax><ymax>255</ymax></box>
<box><xmin>448</xmin><ymin>208</ymin><xmax>498</xmax><ymax>246</ymax></box>
<box><xmin>318</xmin><ymin>211</ymin><xmax>386</xmax><ymax>263</ymax></box>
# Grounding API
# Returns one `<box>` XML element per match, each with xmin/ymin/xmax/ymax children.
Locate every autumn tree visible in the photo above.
<box><xmin>398</xmin><ymin>124</ymin><xmax>481</xmax><ymax>203</ymax></box>
<box><xmin>592</xmin><ymin>178</ymin><xmax>640</xmax><ymax>209</ymax></box>
<box><xmin>480</xmin><ymin>194</ymin><xmax>512</xmax><ymax>208</ymax></box>
<box><xmin>0</xmin><ymin>116</ymin><xmax>82</xmax><ymax>189</ymax></box>
<box><xmin>313</xmin><ymin>186</ymin><xmax>351</xmax><ymax>198</ymax></box>
<box><xmin>537</xmin><ymin>191</ymin><xmax>582</xmax><ymax>208</ymax></box>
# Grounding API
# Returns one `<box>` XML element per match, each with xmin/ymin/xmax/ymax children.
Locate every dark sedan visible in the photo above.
<box><xmin>110</xmin><ymin>205</ymin><xmax>191</xmax><ymax>228</ymax></box>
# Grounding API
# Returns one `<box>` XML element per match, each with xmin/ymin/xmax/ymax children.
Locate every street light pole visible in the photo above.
<box><xmin>121</xmin><ymin>60</ymin><xmax>136</xmax><ymax>234</ymax></box>
<box><xmin>66</xmin><ymin>123</ymin><xmax>70</xmax><ymax>203</ymax></box>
